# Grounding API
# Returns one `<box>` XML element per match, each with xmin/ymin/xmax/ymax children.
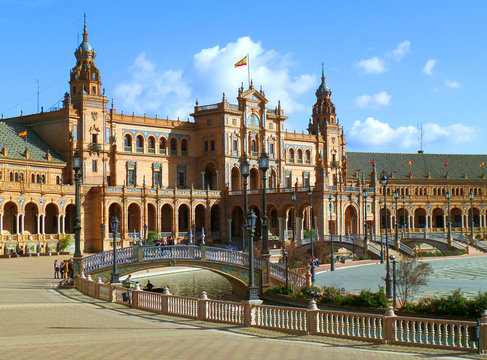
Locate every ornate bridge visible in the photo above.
<box><xmin>79</xmin><ymin>245</ymin><xmax>306</xmax><ymax>296</ymax></box>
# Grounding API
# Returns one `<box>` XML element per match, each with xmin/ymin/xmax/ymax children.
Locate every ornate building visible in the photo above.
<box><xmin>1</xmin><ymin>21</ymin><xmax>486</xmax><ymax>255</ymax></box>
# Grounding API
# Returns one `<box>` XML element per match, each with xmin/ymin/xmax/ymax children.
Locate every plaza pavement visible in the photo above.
<box><xmin>0</xmin><ymin>256</ymin><xmax>482</xmax><ymax>360</ymax></box>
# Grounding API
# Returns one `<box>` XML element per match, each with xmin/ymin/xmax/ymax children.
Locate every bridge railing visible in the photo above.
<box><xmin>143</xmin><ymin>245</ymin><xmax>202</xmax><ymax>261</ymax></box>
<box><xmin>269</xmin><ymin>263</ymin><xmax>306</xmax><ymax>289</ymax></box>
<box><xmin>77</xmin><ymin>277</ymin><xmax>483</xmax><ymax>353</ymax></box>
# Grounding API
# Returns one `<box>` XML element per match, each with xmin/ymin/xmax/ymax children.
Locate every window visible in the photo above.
<box><xmin>289</xmin><ymin>149</ymin><xmax>295</xmax><ymax>163</ymax></box>
<box><xmin>9</xmin><ymin>172</ymin><xmax>13</xmax><ymax>181</ymax></box>
<box><xmin>170</xmin><ymin>138</ymin><xmax>178</xmax><ymax>156</ymax></box>
<box><xmin>305</xmin><ymin>150</ymin><xmax>311</xmax><ymax>164</ymax></box>
<box><xmin>124</xmin><ymin>134</ymin><xmax>132</xmax><ymax>152</ymax></box>
<box><xmin>31</xmin><ymin>174</ymin><xmax>35</xmax><ymax>183</ymax></box>
<box><xmin>204</xmin><ymin>141</ymin><xmax>209</xmax><ymax>152</ymax></box>
<box><xmin>127</xmin><ymin>169</ymin><xmax>135</xmax><ymax>186</ymax></box>
<box><xmin>181</xmin><ymin>139</ymin><xmax>188</xmax><ymax>156</ymax></box>
<box><xmin>153</xmin><ymin>164</ymin><xmax>162</xmax><ymax>187</ymax></box>
<box><xmin>41</xmin><ymin>175</ymin><xmax>46</xmax><ymax>184</ymax></box>
<box><xmin>251</xmin><ymin>140</ymin><xmax>257</xmax><ymax>156</ymax></box>
<box><xmin>92</xmin><ymin>160</ymin><xmax>97</xmax><ymax>172</ymax></box>
<box><xmin>136</xmin><ymin>135</ymin><xmax>144</xmax><ymax>153</ymax></box>
<box><xmin>233</xmin><ymin>140</ymin><xmax>238</xmax><ymax>151</ymax></box>
<box><xmin>159</xmin><ymin>137</ymin><xmax>167</xmax><ymax>155</ymax></box>
<box><xmin>92</xmin><ymin>86</ymin><xmax>96</xmax><ymax>94</ymax></box>
<box><xmin>210</xmin><ymin>140</ymin><xmax>215</xmax><ymax>151</ymax></box>
<box><xmin>92</xmin><ymin>134</ymin><xmax>98</xmax><ymax>144</ymax></box>
<box><xmin>269</xmin><ymin>143</ymin><xmax>274</xmax><ymax>155</ymax></box>
<box><xmin>303</xmin><ymin>172</ymin><xmax>310</xmax><ymax>187</ymax></box>
<box><xmin>177</xmin><ymin>165</ymin><xmax>186</xmax><ymax>188</ymax></box>
<box><xmin>148</xmin><ymin>137</ymin><xmax>155</xmax><ymax>154</ymax></box>
<box><xmin>285</xmin><ymin>171</ymin><xmax>292</xmax><ymax>188</ymax></box>
<box><xmin>297</xmin><ymin>149</ymin><xmax>303</xmax><ymax>164</ymax></box>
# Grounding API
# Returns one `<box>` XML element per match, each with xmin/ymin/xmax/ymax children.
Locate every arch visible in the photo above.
<box><xmin>451</xmin><ymin>207</ymin><xmax>463</xmax><ymax>228</ymax></box>
<box><xmin>147</xmin><ymin>136</ymin><xmax>156</xmax><ymax>153</ymax></box>
<box><xmin>170</xmin><ymin>137</ymin><xmax>178</xmax><ymax>156</ymax></box>
<box><xmin>37</xmin><ymin>174</ymin><xmax>41</xmax><ymax>183</ymax></box>
<box><xmin>195</xmin><ymin>204</ymin><xmax>205</xmax><ymax>232</ymax></box>
<box><xmin>251</xmin><ymin>139</ymin><xmax>257</xmax><ymax>154</ymax></box>
<box><xmin>161</xmin><ymin>204</ymin><xmax>173</xmax><ymax>233</ymax></box>
<box><xmin>249</xmin><ymin>168</ymin><xmax>259</xmax><ymax>190</ymax></box>
<box><xmin>136</xmin><ymin>135</ymin><xmax>144</xmax><ymax>152</ymax></box>
<box><xmin>127</xmin><ymin>203</ymin><xmax>141</xmax><ymax>234</ymax></box>
<box><xmin>230</xmin><ymin>167</ymin><xmax>241</xmax><ymax>191</ymax></box>
<box><xmin>65</xmin><ymin>204</ymin><xmax>76</xmax><ymax>234</ymax></box>
<box><xmin>414</xmin><ymin>208</ymin><xmax>427</xmax><ymax>229</ymax></box>
<box><xmin>210</xmin><ymin>204</ymin><xmax>221</xmax><ymax>232</ymax></box>
<box><xmin>178</xmin><ymin>204</ymin><xmax>190</xmax><ymax>232</ymax></box>
<box><xmin>231</xmin><ymin>206</ymin><xmax>244</xmax><ymax>238</ymax></box>
<box><xmin>289</xmin><ymin>148</ymin><xmax>295</xmax><ymax>163</ymax></box>
<box><xmin>379</xmin><ymin>207</ymin><xmax>391</xmax><ymax>229</ymax></box>
<box><xmin>269</xmin><ymin>169</ymin><xmax>277</xmax><ymax>189</ymax></box>
<box><xmin>159</xmin><ymin>137</ymin><xmax>167</xmax><ymax>155</ymax></box>
<box><xmin>432</xmin><ymin>208</ymin><xmax>445</xmax><ymax>228</ymax></box>
<box><xmin>204</xmin><ymin>163</ymin><xmax>217</xmax><ymax>190</ymax></box>
<box><xmin>181</xmin><ymin>138</ymin><xmax>188</xmax><ymax>156</ymax></box>
<box><xmin>468</xmin><ymin>207</ymin><xmax>481</xmax><ymax>228</ymax></box>
<box><xmin>398</xmin><ymin>207</ymin><xmax>409</xmax><ymax>232</ymax></box>
<box><xmin>147</xmin><ymin>203</ymin><xmax>156</xmax><ymax>232</ymax></box>
<box><xmin>268</xmin><ymin>204</ymin><xmax>278</xmax><ymax>237</ymax></box>
<box><xmin>305</xmin><ymin>150</ymin><xmax>311</xmax><ymax>164</ymax></box>
<box><xmin>3</xmin><ymin>201</ymin><xmax>18</xmax><ymax>234</ymax></box>
<box><xmin>344</xmin><ymin>205</ymin><xmax>358</xmax><ymax>234</ymax></box>
<box><xmin>297</xmin><ymin>149</ymin><xmax>303</xmax><ymax>164</ymax></box>
<box><xmin>124</xmin><ymin>134</ymin><xmax>132</xmax><ymax>152</ymax></box>
<box><xmin>24</xmin><ymin>202</ymin><xmax>38</xmax><ymax>234</ymax></box>
<box><xmin>45</xmin><ymin>203</ymin><xmax>59</xmax><ymax>234</ymax></box>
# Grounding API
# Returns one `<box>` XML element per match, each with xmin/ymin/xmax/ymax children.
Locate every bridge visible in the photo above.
<box><xmin>79</xmin><ymin>245</ymin><xmax>306</xmax><ymax>297</ymax></box>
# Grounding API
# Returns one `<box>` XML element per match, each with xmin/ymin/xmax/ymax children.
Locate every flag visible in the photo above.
<box><xmin>445</xmin><ymin>161</ymin><xmax>448</xmax><ymax>167</ymax></box>
<box><xmin>18</xmin><ymin>130</ymin><xmax>27</xmax><ymax>138</ymax></box>
<box><xmin>408</xmin><ymin>160</ymin><xmax>412</xmax><ymax>166</ymax></box>
<box><xmin>481</xmin><ymin>162</ymin><xmax>485</xmax><ymax>168</ymax></box>
<box><xmin>370</xmin><ymin>159</ymin><xmax>375</xmax><ymax>165</ymax></box>
<box><xmin>234</xmin><ymin>56</ymin><xmax>247</xmax><ymax>68</ymax></box>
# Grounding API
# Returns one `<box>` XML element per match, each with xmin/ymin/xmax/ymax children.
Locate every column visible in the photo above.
<box><xmin>0</xmin><ymin>213</ymin><xmax>3</xmax><ymax>235</ymax></box>
<box><xmin>215</xmin><ymin>170</ymin><xmax>219</xmax><ymax>190</ymax></box>
<box><xmin>42</xmin><ymin>214</ymin><xmax>46</xmax><ymax>234</ymax></box>
<box><xmin>201</xmin><ymin>172</ymin><xmax>205</xmax><ymax>189</ymax></box>
<box><xmin>296</xmin><ymin>217</ymin><xmax>302</xmax><ymax>243</ymax></box>
<box><xmin>21</xmin><ymin>214</ymin><xmax>25</xmax><ymax>234</ymax></box>
<box><xmin>461</xmin><ymin>214</ymin><xmax>465</xmax><ymax>229</ymax></box>
<box><xmin>16</xmin><ymin>214</ymin><xmax>20</xmax><ymax>234</ymax></box>
<box><xmin>227</xmin><ymin>219</ymin><xmax>232</xmax><ymax>244</ymax></box>
<box><xmin>410</xmin><ymin>215</ymin><xmax>414</xmax><ymax>230</ymax></box>
<box><xmin>278</xmin><ymin>217</ymin><xmax>285</xmax><ymax>243</ymax></box>
<box><xmin>443</xmin><ymin>214</ymin><xmax>446</xmax><ymax>231</ymax></box>
<box><xmin>61</xmin><ymin>214</ymin><xmax>65</xmax><ymax>234</ymax></box>
<box><xmin>57</xmin><ymin>214</ymin><xmax>61</xmax><ymax>234</ymax></box>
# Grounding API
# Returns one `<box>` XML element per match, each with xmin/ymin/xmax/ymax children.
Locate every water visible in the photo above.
<box><xmin>135</xmin><ymin>268</ymin><xmax>234</xmax><ymax>300</ymax></box>
<box><xmin>316</xmin><ymin>255</ymin><xmax>487</xmax><ymax>300</ymax></box>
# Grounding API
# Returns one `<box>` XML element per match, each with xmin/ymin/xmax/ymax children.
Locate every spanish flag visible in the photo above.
<box><xmin>481</xmin><ymin>162</ymin><xmax>485</xmax><ymax>168</ymax></box>
<box><xmin>234</xmin><ymin>56</ymin><xmax>247</xmax><ymax>68</ymax></box>
<box><xmin>445</xmin><ymin>161</ymin><xmax>448</xmax><ymax>167</ymax></box>
<box><xmin>408</xmin><ymin>160</ymin><xmax>412</xmax><ymax>166</ymax></box>
<box><xmin>370</xmin><ymin>159</ymin><xmax>375</xmax><ymax>165</ymax></box>
<box><xmin>18</xmin><ymin>130</ymin><xmax>27</xmax><ymax>138</ymax></box>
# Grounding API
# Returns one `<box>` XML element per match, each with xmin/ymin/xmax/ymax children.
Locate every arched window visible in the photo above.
<box><xmin>170</xmin><ymin>138</ymin><xmax>178</xmax><ymax>156</ymax></box>
<box><xmin>31</xmin><ymin>174</ymin><xmax>35</xmax><ymax>183</ymax></box>
<box><xmin>124</xmin><ymin>134</ymin><xmax>132</xmax><ymax>152</ymax></box>
<box><xmin>136</xmin><ymin>135</ymin><xmax>144</xmax><ymax>153</ymax></box>
<box><xmin>181</xmin><ymin>139</ymin><xmax>188</xmax><ymax>156</ymax></box>
<box><xmin>56</xmin><ymin>176</ymin><xmax>60</xmax><ymax>184</ymax></box>
<box><xmin>41</xmin><ymin>175</ymin><xmax>46</xmax><ymax>184</ymax></box>
<box><xmin>9</xmin><ymin>172</ymin><xmax>13</xmax><ymax>181</ymax></box>
<box><xmin>251</xmin><ymin>139</ymin><xmax>256</xmax><ymax>154</ymax></box>
<box><xmin>37</xmin><ymin>174</ymin><xmax>41</xmax><ymax>183</ymax></box>
<box><xmin>148</xmin><ymin>136</ymin><xmax>155</xmax><ymax>154</ymax></box>
<box><xmin>305</xmin><ymin>150</ymin><xmax>311</xmax><ymax>164</ymax></box>
<box><xmin>297</xmin><ymin>149</ymin><xmax>303</xmax><ymax>164</ymax></box>
<box><xmin>289</xmin><ymin>149</ymin><xmax>295</xmax><ymax>163</ymax></box>
<box><xmin>159</xmin><ymin>137</ymin><xmax>167</xmax><ymax>155</ymax></box>
<box><xmin>14</xmin><ymin>173</ymin><xmax>18</xmax><ymax>182</ymax></box>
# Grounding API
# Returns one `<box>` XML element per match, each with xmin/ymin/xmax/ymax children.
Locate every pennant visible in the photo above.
<box><xmin>481</xmin><ymin>162</ymin><xmax>485</xmax><ymax>168</ymax></box>
<box><xmin>370</xmin><ymin>159</ymin><xmax>375</xmax><ymax>165</ymax></box>
<box><xmin>445</xmin><ymin>161</ymin><xmax>448</xmax><ymax>167</ymax></box>
<box><xmin>408</xmin><ymin>160</ymin><xmax>412</xmax><ymax>166</ymax></box>
<box><xmin>234</xmin><ymin>56</ymin><xmax>247</xmax><ymax>68</ymax></box>
<box><xmin>18</xmin><ymin>130</ymin><xmax>27</xmax><ymax>138</ymax></box>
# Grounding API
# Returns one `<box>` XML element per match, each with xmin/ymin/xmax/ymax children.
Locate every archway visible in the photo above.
<box><xmin>204</xmin><ymin>163</ymin><xmax>217</xmax><ymax>190</ymax></box>
<box><xmin>398</xmin><ymin>207</ymin><xmax>409</xmax><ymax>233</ymax></box>
<box><xmin>147</xmin><ymin>203</ymin><xmax>156</xmax><ymax>232</ymax></box>
<box><xmin>161</xmin><ymin>204</ymin><xmax>173</xmax><ymax>233</ymax></box>
<box><xmin>231</xmin><ymin>206</ymin><xmax>244</xmax><ymax>237</ymax></box>
<box><xmin>195</xmin><ymin>204</ymin><xmax>205</xmax><ymax>232</ymax></box>
<box><xmin>3</xmin><ymin>201</ymin><xmax>18</xmax><ymax>234</ymax></box>
<box><xmin>178</xmin><ymin>204</ymin><xmax>190</xmax><ymax>232</ymax></box>
<box><xmin>249</xmin><ymin>168</ymin><xmax>259</xmax><ymax>190</ymax></box>
<box><xmin>379</xmin><ymin>208</ymin><xmax>391</xmax><ymax>229</ymax></box>
<box><xmin>344</xmin><ymin>205</ymin><xmax>358</xmax><ymax>235</ymax></box>
<box><xmin>414</xmin><ymin>208</ymin><xmax>427</xmax><ymax>230</ymax></box>
<box><xmin>210</xmin><ymin>205</ymin><xmax>220</xmax><ymax>233</ymax></box>
<box><xmin>432</xmin><ymin>208</ymin><xmax>444</xmax><ymax>228</ymax></box>
<box><xmin>468</xmin><ymin>208</ymin><xmax>481</xmax><ymax>228</ymax></box>
<box><xmin>268</xmin><ymin>205</ymin><xmax>278</xmax><ymax>237</ymax></box>
<box><xmin>128</xmin><ymin>203</ymin><xmax>141</xmax><ymax>235</ymax></box>
<box><xmin>269</xmin><ymin>169</ymin><xmax>277</xmax><ymax>189</ymax></box>
<box><xmin>108</xmin><ymin>203</ymin><xmax>122</xmax><ymax>233</ymax></box>
<box><xmin>451</xmin><ymin>208</ymin><xmax>462</xmax><ymax>228</ymax></box>
<box><xmin>24</xmin><ymin>202</ymin><xmax>38</xmax><ymax>234</ymax></box>
<box><xmin>231</xmin><ymin>167</ymin><xmax>241</xmax><ymax>191</ymax></box>
<box><xmin>45</xmin><ymin>203</ymin><xmax>59</xmax><ymax>234</ymax></box>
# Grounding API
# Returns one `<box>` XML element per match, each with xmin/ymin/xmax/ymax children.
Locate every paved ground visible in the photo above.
<box><xmin>0</xmin><ymin>256</ymin><xmax>483</xmax><ymax>359</ymax></box>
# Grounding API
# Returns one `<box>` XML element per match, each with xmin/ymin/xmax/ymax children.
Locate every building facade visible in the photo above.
<box><xmin>1</xmin><ymin>22</ymin><xmax>486</xmax><ymax>254</ymax></box>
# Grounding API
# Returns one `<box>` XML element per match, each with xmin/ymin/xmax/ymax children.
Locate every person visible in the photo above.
<box><xmin>54</xmin><ymin>260</ymin><xmax>60</xmax><ymax>279</ymax></box>
<box><xmin>145</xmin><ymin>280</ymin><xmax>154</xmax><ymax>291</ymax></box>
<box><xmin>59</xmin><ymin>260</ymin><xmax>65</xmax><ymax>279</ymax></box>
<box><xmin>123</xmin><ymin>275</ymin><xmax>132</xmax><ymax>288</ymax></box>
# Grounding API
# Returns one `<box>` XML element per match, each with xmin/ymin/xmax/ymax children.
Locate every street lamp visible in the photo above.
<box><xmin>469</xmin><ymin>191</ymin><xmax>474</xmax><ymax>241</ymax></box>
<box><xmin>282</xmin><ymin>249</ymin><xmax>289</xmax><ymax>293</ymax></box>
<box><xmin>100</xmin><ymin>223</ymin><xmax>105</xmax><ymax>253</ymax></box>
<box><xmin>239</xmin><ymin>155</ymin><xmax>250</xmax><ymax>251</ymax></box>
<box><xmin>144</xmin><ymin>224</ymin><xmax>148</xmax><ymax>245</ymax></box>
<box><xmin>308</xmin><ymin>186</ymin><xmax>315</xmax><ymax>284</ymax></box>
<box><xmin>259</xmin><ymin>151</ymin><xmax>269</xmax><ymax>255</ymax></box>
<box><xmin>245</xmin><ymin>210</ymin><xmax>260</xmax><ymax>301</ymax></box>
<box><xmin>446</xmin><ymin>190</ymin><xmax>452</xmax><ymax>247</ymax></box>
<box><xmin>380</xmin><ymin>171</ymin><xmax>392</xmax><ymax>299</ymax></box>
<box><xmin>363</xmin><ymin>189</ymin><xmax>368</xmax><ymax>254</ymax></box>
<box><xmin>379</xmin><ymin>198</ymin><xmax>384</xmax><ymax>264</ymax></box>
<box><xmin>402</xmin><ymin>194</ymin><xmax>407</xmax><ymax>238</ymax></box>
<box><xmin>110</xmin><ymin>216</ymin><xmax>120</xmax><ymax>283</ymax></box>
<box><xmin>390</xmin><ymin>255</ymin><xmax>397</xmax><ymax>309</ymax></box>
<box><xmin>73</xmin><ymin>150</ymin><xmax>82</xmax><ymax>259</ymax></box>
<box><xmin>291</xmin><ymin>190</ymin><xmax>297</xmax><ymax>243</ymax></box>
<box><xmin>328</xmin><ymin>194</ymin><xmax>335</xmax><ymax>271</ymax></box>
<box><xmin>393</xmin><ymin>190</ymin><xmax>399</xmax><ymax>249</ymax></box>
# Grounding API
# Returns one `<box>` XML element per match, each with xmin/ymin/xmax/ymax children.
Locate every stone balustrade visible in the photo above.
<box><xmin>77</xmin><ymin>276</ymin><xmax>486</xmax><ymax>353</ymax></box>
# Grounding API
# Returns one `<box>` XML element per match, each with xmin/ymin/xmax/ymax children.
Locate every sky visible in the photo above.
<box><xmin>1</xmin><ymin>0</ymin><xmax>486</xmax><ymax>154</ymax></box>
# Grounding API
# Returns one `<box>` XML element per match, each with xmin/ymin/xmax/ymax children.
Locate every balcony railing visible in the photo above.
<box><xmin>160</xmin><ymin>148</ymin><xmax>167</xmax><ymax>155</ymax></box>
<box><xmin>124</xmin><ymin>146</ymin><xmax>132</xmax><ymax>152</ymax></box>
<box><xmin>136</xmin><ymin>147</ymin><xmax>144</xmax><ymax>153</ymax></box>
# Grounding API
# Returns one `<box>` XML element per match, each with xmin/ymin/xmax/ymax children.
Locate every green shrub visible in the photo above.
<box><xmin>58</xmin><ymin>236</ymin><xmax>71</xmax><ymax>250</ymax></box>
<box><xmin>417</xmin><ymin>249</ymin><xmax>466</xmax><ymax>257</ymax></box>
<box><xmin>267</xmin><ymin>284</ymin><xmax>295</xmax><ymax>296</ymax></box>
<box><xmin>147</xmin><ymin>231</ymin><xmax>158</xmax><ymax>244</ymax></box>
<box><xmin>296</xmin><ymin>285</ymin><xmax>322</xmax><ymax>299</ymax></box>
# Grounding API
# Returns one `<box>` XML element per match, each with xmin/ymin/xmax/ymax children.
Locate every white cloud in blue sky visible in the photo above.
<box><xmin>423</xmin><ymin>59</ymin><xmax>437</xmax><ymax>75</ymax></box>
<box><xmin>356</xmin><ymin>56</ymin><xmax>386</xmax><ymax>74</ymax></box>
<box><xmin>355</xmin><ymin>91</ymin><xmax>391</xmax><ymax>109</ymax></box>
<box><xmin>389</xmin><ymin>40</ymin><xmax>411</xmax><ymax>61</ymax></box>
<box><xmin>445</xmin><ymin>80</ymin><xmax>461</xmax><ymax>89</ymax></box>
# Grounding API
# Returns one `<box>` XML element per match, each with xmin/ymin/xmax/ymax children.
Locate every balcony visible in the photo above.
<box><xmin>88</xmin><ymin>143</ymin><xmax>101</xmax><ymax>151</ymax></box>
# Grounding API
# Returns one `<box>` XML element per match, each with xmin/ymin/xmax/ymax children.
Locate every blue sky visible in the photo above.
<box><xmin>1</xmin><ymin>0</ymin><xmax>486</xmax><ymax>154</ymax></box>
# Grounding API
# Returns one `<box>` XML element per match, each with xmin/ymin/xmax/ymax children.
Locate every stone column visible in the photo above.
<box><xmin>227</xmin><ymin>219</ymin><xmax>232</xmax><ymax>244</ymax></box>
<box><xmin>278</xmin><ymin>217</ymin><xmax>285</xmax><ymax>243</ymax></box>
<box><xmin>57</xmin><ymin>214</ymin><xmax>61</xmax><ymax>234</ymax></box>
<box><xmin>61</xmin><ymin>214</ymin><xmax>65</xmax><ymax>234</ymax></box>
<box><xmin>21</xmin><ymin>214</ymin><xmax>25</xmax><ymax>234</ymax></box>
<box><xmin>42</xmin><ymin>214</ymin><xmax>46</xmax><ymax>234</ymax></box>
<box><xmin>215</xmin><ymin>170</ymin><xmax>219</xmax><ymax>190</ymax></box>
<box><xmin>201</xmin><ymin>172</ymin><xmax>205</xmax><ymax>189</ymax></box>
<box><xmin>443</xmin><ymin>214</ymin><xmax>446</xmax><ymax>231</ymax></box>
<box><xmin>16</xmin><ymin>214</ymin><xmax>20</xmax><ymax>234</ymax></box>
<box><xmin>0</xmin><ymin>213</ymin><xmax>3</xmax><ymax>235</ymax></box>
<box><xmin>296</xmin><ymin>216</ymin><xmax>302</xmax><ymax>243</ymax></box>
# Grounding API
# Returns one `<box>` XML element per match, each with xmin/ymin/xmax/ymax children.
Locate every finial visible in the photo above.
<box><xmin>82</xmin><ymin>13</ymin><xmax>88</xmax><ymax>41</ymax></box>
<box><xmin>222</xmin><ymin>92</ymin><xmax>226</xmax><ymax>102</ymax></box>
<box><xmin>195</xmin><ymin>98</ymin><xmax>199</xmax><ymax>106</ymax></box>
<box><xmin>250</xmin><ymin>79</ymin><xmax>253</xmax><ymax>89</ymax></box>
<box><xmin>260</xmin><ymin>85</ymin><xmax>263</xmax><ymax>93</ymax></box>
<box><xmin>111</xmin><ymin>98</ymin><xmax>114</xmax><ymax>109</ymax></box>
<box><xmin>278</xmin><ymin>100</ymin><xmax>281</xmax><ymax>109</ymax></box>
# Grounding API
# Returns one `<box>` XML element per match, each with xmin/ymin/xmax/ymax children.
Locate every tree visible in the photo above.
<box><xmin>395</xmin><ymin>256</ymin><xmax>433</xmax><ymax>307</ymax></box>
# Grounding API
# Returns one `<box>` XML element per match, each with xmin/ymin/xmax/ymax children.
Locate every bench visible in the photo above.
<box><xmin>25</xmin><ymin>242</ymin><xmax>41</xmax><ymax>257</ymax></box>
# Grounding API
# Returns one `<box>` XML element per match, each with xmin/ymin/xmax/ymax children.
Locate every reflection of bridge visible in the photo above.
<box><xmin>80</xmin><ymin>245</ymin><xmax>306</xmax><ymax>296</ymax></box>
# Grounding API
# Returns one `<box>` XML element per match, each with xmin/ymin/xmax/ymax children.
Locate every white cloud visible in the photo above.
<box><xmin>347</xmin><ymin>117</ymin><xmax>477</xmax><ymax>151</ymax></box>
<box><xmin>356</xmin><ymin>57</ymin><xmax>386</xmax><ymax>74</ymax></box>
<box><xmin>355</xmin><ymin>91</ymin><xmax>391</xmax><ymax>108</ymax></box>
<box><xmin>423</xmin><ymin>59</ymin><xmax>437</xmax><ymax>75</ymax></box>
<box><xmin>445</xmin><ymin>80</ymin><xmax>460</xmax><ymax>89</ymax></box>
<box><xmin>114</xmin><ymin>37</ymin><xmax>316</xmax><ymax>119</ymax></box>
<box><xmin>390</xmin><ymin>40</ymin><xmax>411</xmax><ymax>61</ymax></box>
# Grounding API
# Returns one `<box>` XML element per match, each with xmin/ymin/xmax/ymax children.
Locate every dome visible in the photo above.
<box><xmin>78</xmin><ymin>40</ymin><xmax>93</xmax><ymax>53</ymax></box>
<box><xmin>316</xmin><ymin>83</ymin><xmax>330</xmax><ymax>93</ymax></box>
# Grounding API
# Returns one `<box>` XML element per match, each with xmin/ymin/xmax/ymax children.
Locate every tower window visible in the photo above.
<box><xmin>92</xmin><ymin>86</ymin><xmax>96</xmax><ymax>94</ymax></box>
<box><xmin>92</xmin><ymin>134</ymin><xmax>97</xmax><ymax>144</ymax></box>
<box><xmin>92</xmin><ymin>160</ymin><xmax>97</xmax><ymax>172</ymax></box>
<box><xmin>210</xmin><ymin>140</ymin><xmax>215</xmax><ymax>151</ymax></box>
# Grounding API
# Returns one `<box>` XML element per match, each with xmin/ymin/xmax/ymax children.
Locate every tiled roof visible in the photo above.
<box><xmin>0</xmin><ymin>122</ymin><xmax>65</xmax><ymax>164</ymax></box>
<box><xmin>347</xmin><ymin>152</ymin><xmax>487</xmax><ymax>181</ymax></box>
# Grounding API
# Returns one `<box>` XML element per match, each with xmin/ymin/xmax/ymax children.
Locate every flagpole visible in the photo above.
<box><xmin>247</xmin><ymin>53</ymin><xmax>250</xmax><ymax>88</ymax></box>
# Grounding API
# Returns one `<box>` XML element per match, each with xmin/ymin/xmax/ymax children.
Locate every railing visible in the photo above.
<box><xmin>77</xmin><ymin>277</ymin><xmax>483</xmax><ymax>353</ymax></box>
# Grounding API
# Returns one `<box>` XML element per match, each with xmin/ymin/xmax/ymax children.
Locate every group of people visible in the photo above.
<box><xmin>54</xmin><ymin>259</ymin><xmax>73</xmax><ymax>279</ymax></box>
<box><xmin>153</xmin><ymin>236</ymin><xmax>175</xmax><ymax>246</ymax></box>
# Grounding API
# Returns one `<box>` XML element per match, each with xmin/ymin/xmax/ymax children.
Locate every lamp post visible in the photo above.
<box><xmin>245</xmin><ymin>210</ymin><xmax>260</xmax><ymax>301</ymax></box>
<box><xmin>308</xmin><ymin>186</ymin><xmax>315</xmax><ymax>284</ymax></box>
<box><xmin>110</xmin><ymin>216</ymin><xmax>120</xmax><ymax>283</ymax></box>
<box><xmin>282</xmin><ymin>249</ymin><xmax>289</xmax><ymax>293</ymax></box>
<box><xmin>363</xmin><ymin>189</ymin><xmax>368</xmax><ymax>253</ymax></box>
<box><xmin>328</xmin><ymin>194</ymin><xmax>335</xmax><ymax>271</ymax></box>
<box><xmin>259</xmin><ymin>151</ymin><xmax>269</xmax><ymax>255</ymax></box>
<box><xmin>470</xmin><ymin>191</ymin><xmax>474</xmax><ymax>241</ymax></box>
<box><xmin>393</xmin><ymin>190</ymin><xmax>399</xmax><ymax>249</ymax></box>
<box><xmin>380</xmin><ymin>171</ymin><xmax>392</xmax><ymax>299</ymax></box>
<box><xmin>240</xmin><ymin>155</ymin><xmax>250</xmax><ymax>251</ymax></box>
<box><xmin>446</xmin><ymin>190</ymin><xmax>452</xmax><ymax>247</ymax></box>
<box><xmin>73</xmin><ymin>151</ymin><xmax>82</xmax><ymax>259</ymax></box>
<box><xmin>100</xmin><ymin>223</ymin><xmax>105</xmax><ymax>253</ymax></box>
<box><xmin>291</xmin><ymin>190</ymin><xmax>297</xmax><ymax>243</ymax></box>
<box><xmin>390</xmin><ymin>255</ymin><xmax>397</xmax><ymax>309</ymax></box>
<box><xmin>144</xmin><ymin>224</ymin><xmax>148</xmax><ymax>245</ymax></box>
<box><xmin>379</xmin><ymin>198</ymin><xmax>384</xmax><ymax>264</ymax></box>
<box><xmin>402</xmin><ymin>194</ymin><xmax>407</xmax><ymax>238</ymax></box>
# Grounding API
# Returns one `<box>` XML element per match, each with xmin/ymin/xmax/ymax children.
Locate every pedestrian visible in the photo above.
<box><xmin>59</xmin><ymin>260</ymin><xmax>65</xmax><ymax>279</ymax></box>
<box><xmin>54</xmin><ymin>260</ymin><xmax>60</xmax><ymax>279</ymax></box>
<box><xmin>145</xmin><ymin>280</ymin><xmax>153</xmax><ymax>291</ymax></box>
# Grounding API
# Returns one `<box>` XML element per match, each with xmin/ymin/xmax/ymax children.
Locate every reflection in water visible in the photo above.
<box><xmin>136</xmin><ymin>268</ymin><xmax>234</xmax><ymax>301</ymax></box>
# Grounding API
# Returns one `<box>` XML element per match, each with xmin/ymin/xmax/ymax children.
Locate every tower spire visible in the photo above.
<box><xmin>83</xmin><ymin>13</ymin><xmax>88</xmax><ymax>42</ymax></box>
<box><xmin>321</xmin><ymin>62</ymin><xmax>325</xmax><ymax>85</ymax></box>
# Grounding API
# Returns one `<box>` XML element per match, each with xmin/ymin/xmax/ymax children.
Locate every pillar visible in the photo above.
<box><xmin>16</xmin><ymin>213</ymin><xmax>20</xmax><ymax>234</ymax></box>
<box><xmin>0</xmin><ymin>213</ymin><xmax>3</xmax><ymax>235</ymax></box>
<box><xmin>215</xmin><ymin>170</ymin><xmax>219</xmax><ymax>190</ymax></box>
<box><xmin>61</xmin><ymin>214</ymin><xmax>65</xmax><ymax>234</ymax></box>
<box><xmin>201</xmin><ymin>172</ymin><xmax>205</xmax><ymax>189</ymax></box>
<box><xmin>278</xmin><ymin>217</ymin><xmax>285</xmax><ymax>243</ymax></box>
<box><xmin>57</xmin><ymin>214</ymin><xmax>61</xmax><ymax>234</ymax></box>
<box><xmin>443</xmin><ymin>214</ymin><xmax>446</xmax><ymax>231</ymax></box>
<box><xmin>227</xmin><ymin>219</ymin><xmax>232</xmax><ymax>243</ymax></box>
<box><xmin>37</xmin><ymin>214</ymin><xmax>41</xmax><ymax>235</ymax></box>
<box><xmin>21</xmin><ymin>214</ymin><xmax>25</xmax><ymax>234</ymax></box>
